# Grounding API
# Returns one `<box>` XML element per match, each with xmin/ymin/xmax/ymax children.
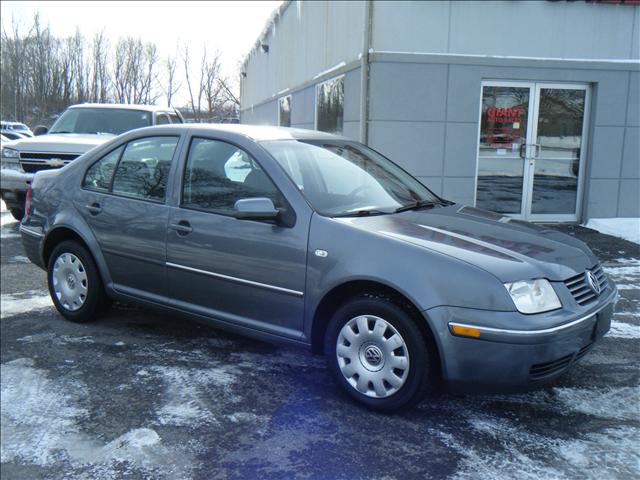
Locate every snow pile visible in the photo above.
<box><xmin>1</xmin><ymin>291</ymin><xmax>52</xmax><ymax>319</ymax></box>
<box><xmin>585</xmin><ymin>218</ymin><xmax>640</xmax><ymax>245</ymax></box>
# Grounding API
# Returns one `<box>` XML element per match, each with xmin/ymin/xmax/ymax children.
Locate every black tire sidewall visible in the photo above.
<box><xmin>47</xmin><ymin>240</ymin><xmax>107</xmax><ymax>322</ymax></box>
<box><xmin>325</xmin><ymin>296</ymin><xmax>433</xmax><ymax>412</ymax></box>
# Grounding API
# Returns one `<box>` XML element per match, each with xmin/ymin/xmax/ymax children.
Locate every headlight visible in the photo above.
<box><xmin>1</xmin><ymin>147</ymin><xmax>19</xmax><ymax>159</ymax></box>
<box><xmin>505</xmin><ymin>279</ymin><xmax>561</xmax><ymax>314</ymax></box>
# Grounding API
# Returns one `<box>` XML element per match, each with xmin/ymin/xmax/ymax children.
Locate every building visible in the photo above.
<box><xmin>239</xmin><ymin>0</ymin><xmax>640</xmax><ymax>222</ymax></box>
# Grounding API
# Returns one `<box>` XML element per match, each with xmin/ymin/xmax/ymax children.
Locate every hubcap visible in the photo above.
<box><xmin>52</xmin><ymin>253</ymin><xmax>88</xmax><ymax>311</ymax></box>
<box><xmin>336</xmin><ymin>315</ymin><xmax>410</xmax><ymax>399</ymax></box>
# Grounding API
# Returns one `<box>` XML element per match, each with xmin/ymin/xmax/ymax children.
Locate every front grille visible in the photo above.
<box><xmin>564</xmin><ymin>264</ymin><xmax>608</xmax><ymax>306</ymax></box>
<box><xmin>19</xmin><ymin>152</ymin><xmax>80</xmax><ymax>161</ymax></box>
<box><xmin>21</xmin><ymin>163</ymin><xmax>65</xmax><ymax>173</ymax></box>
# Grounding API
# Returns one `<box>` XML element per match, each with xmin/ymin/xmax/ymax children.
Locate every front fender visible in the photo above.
<box><xmin>304</xmin><ymin>215</ymin><xmax>516</xmax><ymax>337</ymax></box>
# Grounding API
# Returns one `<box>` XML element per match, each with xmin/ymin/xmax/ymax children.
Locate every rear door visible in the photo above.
<box><xmin>165</xmin><ymin>135</ymin><xmax>310</xmax><ymax>340</ymax></box>
<box><xmin>75</xmin><ymin>135</ymin><xmax>182</xmax><ymax>298</ymax></box>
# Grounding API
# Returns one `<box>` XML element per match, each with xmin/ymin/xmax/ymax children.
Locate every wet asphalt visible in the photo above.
<box><xmin>1</xmin><ymin>212</ymin><xmax>639</xmax><ymax>480</ymax></box>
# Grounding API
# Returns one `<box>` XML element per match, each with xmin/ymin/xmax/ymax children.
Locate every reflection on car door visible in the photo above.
<box><xmin>165</xmin><ymin>137</ymin><xmax>309</xmax><ymax>340</ymax></box>
<box><xmin>76</xmin><ymin>135</ymin><xmax>180</xmax><ymax>298</ymax></box>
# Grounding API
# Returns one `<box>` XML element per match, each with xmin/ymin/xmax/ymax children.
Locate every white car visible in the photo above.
<box><xmin>1</xmin><ymin>121</ymin><xmax>33</xmax><ymax>137</ymax></box>
<box><xmin>0</xmin><ymin>103</ymin><xmax>183</xmax><ymax>219</ymax></box>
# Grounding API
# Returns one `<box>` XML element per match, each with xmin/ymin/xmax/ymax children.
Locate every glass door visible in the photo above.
<box><xmin>475</xmin><ymin>82</ymin><xmax>589</xmax><ymax>222</ymax></box>
<box><xmin>476</xmin><ymin>82</ymin><xmax>533</xmax><ymax>218</ymax></box>
<box><xmin>528</xmin><ymin>84</ymin><xmax>589</xmax><ymax>222</ymax></box>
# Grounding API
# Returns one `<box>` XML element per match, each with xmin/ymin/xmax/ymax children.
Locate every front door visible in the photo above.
<box><xmin>475</xmin><ymin>82</ymin><xmax>590</xmax><ymax>222</ymax></box>
<box><xmin>165</xmin><ymin>136</ymin><xmax>309</xmax><ymax>341</ymax></box>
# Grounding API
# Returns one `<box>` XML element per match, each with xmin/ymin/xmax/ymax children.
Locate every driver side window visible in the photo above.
<box><xmin>182</xmin><ymin>137</ymin><xmax>282</xmax><ymax>215</ymax></box>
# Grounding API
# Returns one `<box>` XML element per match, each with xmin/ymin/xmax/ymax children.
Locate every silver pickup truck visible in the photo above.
<box><xmin>0</xmin><ymin>103</ymin><xmax>183</xmax><ymax>219</ymax></box>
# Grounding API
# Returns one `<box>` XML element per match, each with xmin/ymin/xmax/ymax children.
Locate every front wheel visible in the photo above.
<box><xmin>47</xmin><ymin>240</ymin><xmax>110</xmax><ymax>322</ymax></box>
<box><xmin>325</xmin><ymin>295</ymin><xmax>437</xmax><ymax>412</ymax></box>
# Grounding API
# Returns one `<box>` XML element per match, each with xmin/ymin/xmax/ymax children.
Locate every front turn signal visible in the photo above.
<box><xmin>450</xmin><ymin>324</ymin><xmax>481</xmax><ymax>338</ymax></box>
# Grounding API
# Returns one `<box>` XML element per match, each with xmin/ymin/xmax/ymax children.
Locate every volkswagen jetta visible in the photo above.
<box><xmin>20</xmin><ymin>124</ymin><xmax>617</xmax><ymax>411</ymax></box>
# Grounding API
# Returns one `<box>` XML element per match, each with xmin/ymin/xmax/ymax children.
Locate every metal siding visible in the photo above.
<box><xmin>590</xmin><ymin>127</ymin><xmax>625</xmax><ymax>179</ymax></box>
<box><xmin>368</xmin><ymin>121</ymin><xmax>445</xmax><ymax>177</ymax></box>
<box><xmin>621</xmin><ymin>127</ymin><xmax>640</xmax><ymax>179</ymax></box>
<box><xmin>369</xmin><ymin>63</ymin><xmax>448</xmax><ymax>121</ymax></box>
<box><xmin>618</xmin><ymin>179</ymin><xmax>640</xmax><ymax>217</ymax></box>
<box><xmin>372</xmin><ymin>1</ymin><xmax>639</xmax><ymax>61</ymax></box>
<box><xmin>241</xmin><ymin>1</ymin><xmax>364</xmax><ymax>108</ymax></box>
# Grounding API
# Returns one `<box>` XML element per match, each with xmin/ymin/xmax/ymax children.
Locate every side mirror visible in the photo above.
<box><xmin>233</xmin><ymin>197</ymin><xmax>279</xmax><ymax>221</ymax></box>
<box><xmin>33</xmin><ymin>125</ymin><xmax>48</xmax><ymax>136</ymax></box>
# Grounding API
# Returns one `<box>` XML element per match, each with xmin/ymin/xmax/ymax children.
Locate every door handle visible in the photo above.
<box><xmin>85</xmin><ymin>203</ymin><xmax>102</xmax><ymax>215</ymax></box>
<box><xmin>170</xmin><ymin>221</ymin><xmax>193</xmax><ymax>235</ymax></box>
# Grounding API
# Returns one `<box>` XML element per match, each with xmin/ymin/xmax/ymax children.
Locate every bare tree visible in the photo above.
<box><xmin>182</xmin><ymin>45</ymin><xmax>200</xmax><ymax>121</ymax></box>
<box><xmin>91</xmin><ymin>31</ymin><xmax>110</xmax><ymax>102</ymax></box>
<box><xmin>164</xmin><ymin>54</ymin><xmax>180</xmax><ymax>108</ymax></box>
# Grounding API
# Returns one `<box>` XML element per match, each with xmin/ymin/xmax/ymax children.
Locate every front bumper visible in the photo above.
<box><xmin>425</xmin><ymin>284</ymin><xmax>617</xmax><ymax>393</ymax></box>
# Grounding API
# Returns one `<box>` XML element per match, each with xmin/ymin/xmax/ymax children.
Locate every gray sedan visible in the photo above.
<box><xmin>20</xmin><ymin>124</ymin><xmax>617</xmax><ymax>411</ymax></box>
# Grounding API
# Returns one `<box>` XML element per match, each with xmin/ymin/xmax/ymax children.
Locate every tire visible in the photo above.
<box><xmin>47</xmin><ymin>240</ymin><xmax>110</xmax><ymax>323</ymax></box>
<box><xmin>325</xmin><ymin>294</ymin><xmax>436</xmax><ymax>412</ymax></box>
<box><xmin>10</xmin><ymin>207</ymin><xmax>24</xmax><ymax>221</ymax></box>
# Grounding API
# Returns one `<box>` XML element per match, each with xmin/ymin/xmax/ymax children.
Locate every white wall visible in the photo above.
<box><xmin>241</xmin><ymin>1</ymin><xmax>365</xmax><ymax>108</ymax></box>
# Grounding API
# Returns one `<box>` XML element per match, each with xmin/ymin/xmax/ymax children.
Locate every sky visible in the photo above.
<box><xmin>0</xmin><ymin>0</ymin><xmax>283</xmax><ymax>105</ymax></box>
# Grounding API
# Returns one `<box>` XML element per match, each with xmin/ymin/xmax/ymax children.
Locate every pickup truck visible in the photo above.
<box><xmin>0</xmin><ymin>103</ymin><xmax>183</xmax><ymax>219</ymax></box>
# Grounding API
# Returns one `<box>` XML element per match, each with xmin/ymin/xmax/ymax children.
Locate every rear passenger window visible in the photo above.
<box><xmin>182</xmin><ymin>137</ymin><xmax>282</xmax><ymax>214</ymax></box>
<box><xmin>111</xmin><ymin>136</ymin><xmax>179</xmax><ymax>201</ymax></box>
<box><xmin>83</xmin><ymin>146</ymin><xmax>124</xmax><ymax>192</ymax></box>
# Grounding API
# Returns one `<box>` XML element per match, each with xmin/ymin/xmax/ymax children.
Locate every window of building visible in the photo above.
<box><xmin>279</xmin><ymin>95</ymin><xmax>291</xmax><ymax>127</ymax></box>
<box><xmin>182</xmin><ymin>137</ymin><xmax>282</xmax><ymax>215</ymax></box>
<box><xmin>111</xmin><ymin>136</ymin><xmax>179</xmax><ymax>201</ymax></box>
<box><xmin>83</xmin><ymin>146</ymin><xmax>124</xmax><ymax>192</ymax></box>
<box><xmin>315</xmin><ymin>76</ymin><xmax>344</xmax><ymax>134</ymax></box>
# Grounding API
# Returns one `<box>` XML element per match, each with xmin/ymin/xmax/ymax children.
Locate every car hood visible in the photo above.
<box><xmin>8</xmin><ymin>133</ymin><xmax>113</xmax><ymax>153</ymax></box>
<box><xmin>337</xmin><ymin>204</ymin><xmax>597</xmax><ymax>282</ymax></box>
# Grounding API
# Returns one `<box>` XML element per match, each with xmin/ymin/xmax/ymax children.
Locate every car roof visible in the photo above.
<box><xmin>67</xmin><ymin>103</ymin><xmax>176</xmax><ymax>113</ymax></box>
<box><xmin>140</xmin><ymin>123</ymin><xmax>351</xmax><ymax>142</ymax></box>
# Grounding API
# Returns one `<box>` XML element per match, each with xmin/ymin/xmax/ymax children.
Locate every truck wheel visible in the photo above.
<box><xmin>47</xmin><ymin>240</ymin><xmax>110</xmax><ymax>322</ymax></box>
<box><xmin>10</xmin><ymin>208</ymin><xmax>24</xmax><ymax>221</ymax></box>
<box><xmin>324</xmin><ymin>294</ymin><xmax>436</xmax><ymax>412</ymax></box>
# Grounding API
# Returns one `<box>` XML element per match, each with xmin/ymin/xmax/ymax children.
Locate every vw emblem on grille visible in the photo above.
<box><xmin>364</xmin><ymin>345</ymin><xmax>383</xmax><ymax>366</ymax></box>
<box><xmin>585</xmin><ymin>270</ymin><xmax>601</xmax><ymax>296</ymax></box>
<box><xmin>50</xmin><ymin>158</ymin><xmax>64</xmax><ymax>167</ymax></box>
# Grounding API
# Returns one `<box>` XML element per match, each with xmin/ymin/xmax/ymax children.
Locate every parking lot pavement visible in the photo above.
<box><xmin>1</xmin><ymin>208</ymin><xmax>639</xmax><ymax>480</ymax></box>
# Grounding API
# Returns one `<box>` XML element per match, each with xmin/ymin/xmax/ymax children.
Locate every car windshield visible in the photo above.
<box><xmin>49</xmin><ymin>108</ymin><xmax>153</xmax><ymax>135</ymax></box>
<box><xmin>262</xmin><ymin>139</ymin><xmax>442</xmax><ymax>216</ymax></box>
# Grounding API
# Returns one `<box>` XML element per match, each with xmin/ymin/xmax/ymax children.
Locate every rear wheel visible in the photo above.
<box><xmin>325</xmin><ymin>295</ymin><xmax>436</xmax><ymax>412</ymax></box>
<box><xmin>47</xmin><ymin>240</ymin><xmax>110</xmax><ymax>322</ymax></box>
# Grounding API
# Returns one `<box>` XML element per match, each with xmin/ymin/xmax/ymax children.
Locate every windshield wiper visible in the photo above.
<box><xmin>333</xmin><ymin>209</ymin><xmax>390</xmax><ymax>218</ymax></box>
<box><xmin>395</xmin><ymin>200</ymin><xmax>441</xmax><ymax>213</ymax></box>
<box><xmin>49</xmin><ymin>130</ymin><xmax>74</xmax><ymax>134</ymax></box>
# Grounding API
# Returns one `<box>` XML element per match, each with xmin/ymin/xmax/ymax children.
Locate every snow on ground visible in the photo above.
<box><xmin>603</xmin><ymin>260</ymin><xmax>640</xmax><ymax>291</ymax></box>
<box><xmin>0</xmin><ymin>357</ymin><xmax>192</xmax><ymax>477</ymax></box>
<box><xmin>585</xmin><ymin>218</ymin><xmax>640</xmax><ymax>245</ymax></box>
<box><xmin>0</xmin><ymin>290</ymin><xmax>53</xmax><ymax>319</ymax></box>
